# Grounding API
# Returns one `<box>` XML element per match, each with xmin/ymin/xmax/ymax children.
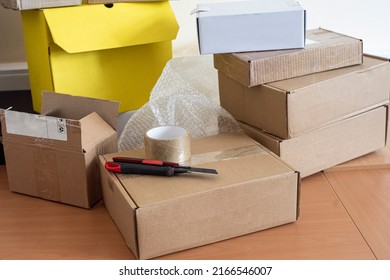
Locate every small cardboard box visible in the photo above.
<box><xmin>0</xmin><ymin>91</ymin><xmax>119</xmax><ymax>209</ymax></box>
<box><xmin>214</xmin><ymin>28</ymin><xmax>363</xmax><ymax>86</ymax></box>
<box><xmin>0</xmin><ymin>0</ymin><xmax>81</xmax><ymax>10</ymax></box>
<box><xmin>219</xmin><ymin>55</ymin><xmax>390</xmax><ymax>139</ymax></box>
<box><xmin>194</xmin><ymin>0</ymin><xmax>305</xmax><ymax>55</ymax></box>
<box><xmin>21</xmin><ymin>2</ymin><xmax>178</xmax><ymax>113</ymax></box>
<box><xmin>99</xmin><ymin>133</ymin><xmax>300</xmax><ymax>259</ymax></box>
<box><xmin>239</xmin><ymin>106</ymin><xmax>388</xmax><ymax>178</ymax></box>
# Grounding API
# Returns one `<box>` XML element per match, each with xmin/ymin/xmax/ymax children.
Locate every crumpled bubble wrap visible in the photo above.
<box><xmin>118</xmin><ymin>55</ymin><xmax>243</xmax><ymax>151</ymax></box>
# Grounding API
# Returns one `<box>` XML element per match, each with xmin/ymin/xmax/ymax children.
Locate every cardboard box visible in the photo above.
<box><xmin>239</xmin><ymin>106</ymin><xmax>388</xmax><ymax>178</ymax></box>
<box><xmin>0</xmin><ymin>0</ymin><xmax>81</xmax><ymax>10</ymax></box>
<box><xmin>21</xmin><ymin>2</ymin><xmax>178</xmax><ymax>113</ymax></box>
<box><xmin>99</xmin><ymin>133</ymin><xmax>300</xmax><ymax>259</ymax></box>
<box><xmin>214</xmin><ymin>28</ymin><xmax>363</xmax><ymax>86</ymax></box>
<box><xmin>88</xmin><ymin>0</ymin><xmax>165</xmax><ymax>3</ymax></box>
<box><xmin>0</xmin><ymin>91</ymin><xmax>119</xmax><ymax>209</ymax></box>
<box><xmin>219</xmin><ymin>55</ymin><xmax>390</xmax><ymax>139</ymax></box>
<box><xmin>194</xmin><ymin>0</ymin><xmax>305</xmax><ymax>55</ymax></box>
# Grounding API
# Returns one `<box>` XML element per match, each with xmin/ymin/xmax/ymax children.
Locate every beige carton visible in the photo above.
<box><xmin>219</xmin><ymin>55</ymin><xmax>390</xmax><ymax>139</ymax></box>
<box><xmin>214</xmin><ymin>28</ymin><xmax>363</xmax><ymax>86</ymax></box>
<box><xmin>239</xmin><ymin>106</ymin><xmax>388</xmax><ymax>178</ymax></box>
<box><xmin>99</xmin><ymin>133</ymin><xmax>300</xmax><ymax>259</ymax></box>
<box><xmin>0</xmin><ymin>0</ymin><xmax>81</xmax><ymax>10</ymax></box>
<box><xmin>0</xmin><ymin>91</ymin><xmax>119</xmax><ymax>209</ymax></box>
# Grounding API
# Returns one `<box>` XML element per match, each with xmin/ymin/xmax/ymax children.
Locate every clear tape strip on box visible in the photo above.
<box><xmin>118</xmin><ymin>55</ymin><xmax>243</xmax><ymax>151</ymax></box>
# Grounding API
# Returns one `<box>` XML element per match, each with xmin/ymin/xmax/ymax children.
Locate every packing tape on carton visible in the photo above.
<box><xmin>144</xmin><ymin>126</ymin><xmax>191</xmax><ymax>164</ymax></box>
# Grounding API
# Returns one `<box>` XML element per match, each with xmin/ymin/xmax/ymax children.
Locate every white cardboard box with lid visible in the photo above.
<box><xmin>194</xmin><ymin>0</ymin><xmax>306</xmax><ymax>54</ymax></box>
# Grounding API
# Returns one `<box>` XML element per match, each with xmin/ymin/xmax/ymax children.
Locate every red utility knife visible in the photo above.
<box><xmin>105</xmin><ymin>157</ymin><xmax>218</xmax><ymax>176</ymax></box>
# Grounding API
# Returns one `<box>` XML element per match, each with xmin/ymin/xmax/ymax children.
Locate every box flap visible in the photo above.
<box><xmin>2</xmin><ymin>109</ymin><xmax>84</xmax><ymax>151</ymax></box>
<box><xmin>80</xmin><ymin>112</ymin><xmax>116</xmax><ymax>152</ymax></box>
<box><xmin>41</xmin><ymin>91</ymin><xmax>119</xmax><ymax>130</ymax></box>
<box><xmin>42</xmin><ymin>2</ymin><xmax>179</xmax><ymax>53</ymax></box>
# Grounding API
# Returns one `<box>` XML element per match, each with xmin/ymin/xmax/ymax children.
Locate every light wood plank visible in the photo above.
<box><xmin>324</xmin><ymin>169</ymin><xmax>390</xmax><ymax>260</ymax></box>
<box><xmin>157</xmin><ymin>172</ymin><xmax>374</xmax><ymax>260</ymax></box>
<box><xmin>0</xmin><ymin>166</ymin><xmax>133</xmax><ymax>260</ymax></box>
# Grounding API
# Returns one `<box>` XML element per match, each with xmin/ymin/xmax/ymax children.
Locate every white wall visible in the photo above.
<box><xmin>1</xmin><ymin>1</ymin><xmax>389</xmax><ymax>70</ymax></box>
<box><xmin>299</xmin><ymin>0</ymin><xmax>390</xmax><ymax>58</ymax></box>
<box><xmin>0</xmin><ymin>8</ymin><xmax>26</xmax><ymax>63</ymax></box>
<box><xmin>0</xmin><ymin>8</ymin><xmax>29</xmax><ymax>91</ymax></box>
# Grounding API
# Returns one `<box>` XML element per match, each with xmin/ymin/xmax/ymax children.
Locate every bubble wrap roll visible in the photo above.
<box><xmin>118</xmin><ymin>55</ymin><xmax>242</xmax><ymax>151</ymax></box>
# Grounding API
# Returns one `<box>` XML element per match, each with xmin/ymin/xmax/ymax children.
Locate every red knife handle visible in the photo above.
<box><xmin>105</xmin><ymin>162</ymin><xmax>175</xmax><ymax>176</ymax></box>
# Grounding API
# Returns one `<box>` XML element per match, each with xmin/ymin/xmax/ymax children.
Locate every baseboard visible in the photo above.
<box><xmin>0</xmin><ymin>62</ymin><xmax>30</xmax><ymax>91</ymax></box>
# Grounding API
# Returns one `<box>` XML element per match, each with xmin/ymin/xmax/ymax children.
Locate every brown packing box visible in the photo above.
<box><xmin>219</xmin><ymin>55</ymin><xmax>390</xmax><ymax>139</ymax></box>
<box><xmin>0</xmin><ymin>91</ymin><xmax>119</xmax><ymax>209</ymax></box>
<box><xmin>0</xmin><ymin>0</ymin><xmax>81</xmax><ymax>10</ymax></box>
<box><xmin>239</xmin><ymin>106</ymin><xmax>388</xmax><ymax>178</ymax></box>
<box><xmin>214</xmin><ymin>28</ymin><xmax>363</xmax><ymax>86</ymax></box>
<box><xmin>99</xmin><ymin>133</ymin><xmax>300</xmax><ymax>259</ymax></box>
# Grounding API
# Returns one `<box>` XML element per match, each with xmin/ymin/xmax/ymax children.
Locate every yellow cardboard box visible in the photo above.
<box><xmin>21</xmin><ymin>2</ymin><xmax>179</xmax><ymax>113</ymax></box>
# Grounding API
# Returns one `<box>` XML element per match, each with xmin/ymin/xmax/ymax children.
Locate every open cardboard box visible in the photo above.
<box><xmin>99</xmin><ymin>133</ymin><xmax>300</xmax><ymax>259</ymax></box>
<box><xmin>0</xmin><ymin>91</ymin><xmax>119</xmax><ymax>208</ymax></box>
<box><xmin>219</xmin><ymin>54</ymin><xmax>390</xmax><ymax>139</ymax></box>
<box><xmin>240</xmin><ymin>106</ymin><xmax>388</xmax><ymax>178</ymax></box>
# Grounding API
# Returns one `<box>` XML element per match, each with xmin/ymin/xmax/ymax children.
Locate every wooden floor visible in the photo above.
<box><xmin>1</xmin><ymin>146</ymin><xmax>390</xmax><ymax>260</ymax></box>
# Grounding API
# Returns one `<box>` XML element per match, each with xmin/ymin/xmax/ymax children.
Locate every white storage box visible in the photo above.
<box><xmin>194</xmin><ymin>0</ymin><xmax>306</xmax><ymax>54</ymax></box>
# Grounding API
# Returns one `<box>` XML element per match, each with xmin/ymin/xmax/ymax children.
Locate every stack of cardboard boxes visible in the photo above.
<box><xmin>201</xmin><ymin>3</ymin><xmax>390</xmax><ymax>178</ymax></box>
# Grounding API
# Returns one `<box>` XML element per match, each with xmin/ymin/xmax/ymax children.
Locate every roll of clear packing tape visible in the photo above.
<box><xmin>144</xmin><ymin>126</ymin><xmax>191</xmax><ymax>164</ymax></box>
